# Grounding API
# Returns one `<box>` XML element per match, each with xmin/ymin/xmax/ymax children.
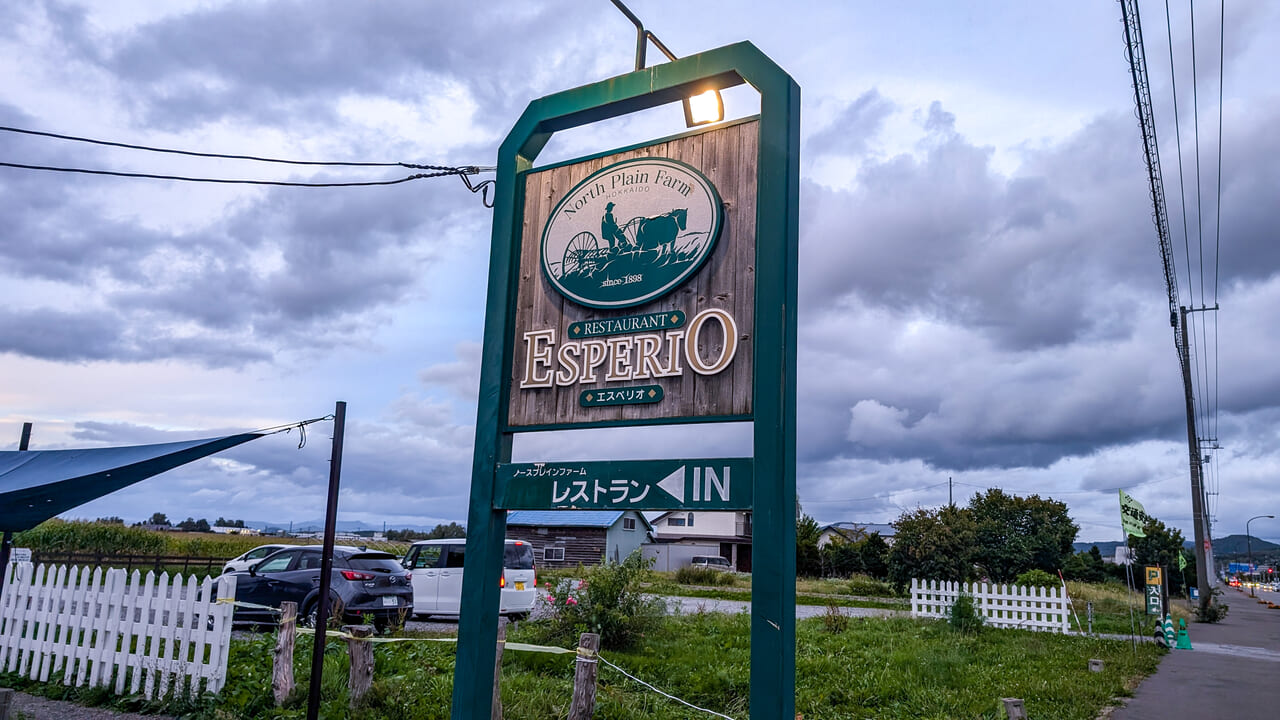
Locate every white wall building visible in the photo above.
<box><xmin>644</xmin><ymin>511</ymin><xmax>752</xmax><ymax>572</ymax></box>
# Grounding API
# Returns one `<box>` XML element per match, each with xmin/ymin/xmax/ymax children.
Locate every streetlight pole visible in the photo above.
<box><xmin>1246</xmin><ymin>514</ymin><xmax>1274</xmax><ymax>598</ymax></box>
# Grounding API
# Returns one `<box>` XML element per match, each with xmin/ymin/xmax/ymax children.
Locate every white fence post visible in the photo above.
<box><xmin>909</xmin><ymin>577</ymin><xmax>1072</xmax><ymax>633</ymax></box>
<box><xmin>0</xmin><ymin>563</ymin><xmax>235</xmax><ymax>701</ymax></box>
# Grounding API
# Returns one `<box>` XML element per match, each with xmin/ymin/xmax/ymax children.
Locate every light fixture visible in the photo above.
<box><xmin>612</xmin><ymin>0</ymin><xmax>725</xmax><ymax>129</ymax></box>
<box><xmin>684</xmin><ymin>89</ymin><xmax>725</xmax><ymax>127</ymax></box>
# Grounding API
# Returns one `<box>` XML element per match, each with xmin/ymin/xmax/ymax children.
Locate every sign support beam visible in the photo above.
<box><xmin>452</xmin><ymin>42</ymin><xmax>798</xmax><ymax>720</ymax></box>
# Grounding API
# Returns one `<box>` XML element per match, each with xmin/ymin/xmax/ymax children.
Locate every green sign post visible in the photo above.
<box><xmin>453</xmin><ymin>41</ymin><xmax>799</xmax><ymax>719</ymax></box>
<box><xmin>1144</xmin><ymin>565</ymin><xmax>1164</xmax><ymax>616</ymax></box>
<box><xmin>497</xmin><ymin>458</ymin><xmax>754</xmax><ymax>510</ymax></box>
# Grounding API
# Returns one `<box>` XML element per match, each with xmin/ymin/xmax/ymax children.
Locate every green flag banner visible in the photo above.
<box><xmin>1178</xmin><ymin>551</ymin><xmax>1187</xmax><ymax>572</ymax></box>
<box><xmin>1119</xmin><ymin>489</ymin><xmax>1151</xmax><ymax>538</ymax></box>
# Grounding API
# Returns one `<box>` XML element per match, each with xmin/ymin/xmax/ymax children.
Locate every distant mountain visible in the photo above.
<box><xmin>1073</xmin><ymin>541</ymin><xmax>1126</xmax><ymax>556</ymax></box>
<box><xmin>242</xmin><ymin>519</ymin><xmax>441</xmax><ymax>534</ymax></box>
<box><xmin>1209</xmin><ymin>534</ymin><xmax>1280</xmax><ymax>555</ymax></box>
<box><xmin>1074</xmin><ymin>534</ymin><xmax>1280</xmax><ymax>557</ymax></box>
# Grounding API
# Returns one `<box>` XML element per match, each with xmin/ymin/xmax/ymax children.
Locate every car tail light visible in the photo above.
<box><xmin>340</xmin><ymin>570</ymin><xmax>375</xmax><ymax>581</ymax></box>
<box><xmin>499</xmin><ymin>573</ymin><xmax>506</xmax><ymax>588</ymax></box>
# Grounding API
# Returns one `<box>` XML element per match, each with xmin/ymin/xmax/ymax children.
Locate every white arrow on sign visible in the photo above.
<box><xmin>657</xmin><ymin>466</ymin><xmax>685</xmax><ymax>503</ymax></box>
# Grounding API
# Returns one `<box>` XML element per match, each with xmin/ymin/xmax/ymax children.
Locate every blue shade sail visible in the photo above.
<box><xmin>0</xmin><ymin>433</ymin><xmax>261</xmax><ymax>532</ymax></box>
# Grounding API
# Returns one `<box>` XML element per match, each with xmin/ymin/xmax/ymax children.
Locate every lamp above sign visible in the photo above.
<box><xmin>540</xmin><ymin>157</ymin><xmax>724</xmax><ymax>309</ymax></box>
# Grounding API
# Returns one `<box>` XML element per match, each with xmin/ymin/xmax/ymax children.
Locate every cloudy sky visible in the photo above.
<box><xmin>2</xmin><ymin>1</ymin><xmax>1277</xmax><ymax>545</ymax></box>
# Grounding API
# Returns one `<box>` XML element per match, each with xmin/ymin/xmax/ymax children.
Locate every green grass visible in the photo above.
<box><xmin>2</xmin><ymin>607</ymin><xmax>1162</xmax><ymax>719</ymax></box>
<box><xmin>1066</xmin><ymin>581</ymin><xmax>1191</xmax><ymax>636</ymax></box>
<box><xmin>644</xmin><ymin>580</ymin><xmax>906</xmax><ymax>610</ymax></box>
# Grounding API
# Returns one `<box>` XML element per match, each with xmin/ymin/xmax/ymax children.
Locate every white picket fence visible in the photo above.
<box><xmin>911</xmin><ymin>578</ymin><xmax>1071</xmax><ymax>633</ymax></box>
<box><xmin>0</xmin><ymin>563</ymin><xmax>237</xmax><ymax>699</ymax></box>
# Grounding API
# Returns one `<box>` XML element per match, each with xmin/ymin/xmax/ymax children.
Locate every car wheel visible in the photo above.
<box><xmin>299</xmin><ymin>601</ymin><xmax>318</xmax><ymax>628</ymax></box>
<box><xmin>507</xmin><ymin>612</ymin><xmax>529</xmax><ymax>622</ymax></box>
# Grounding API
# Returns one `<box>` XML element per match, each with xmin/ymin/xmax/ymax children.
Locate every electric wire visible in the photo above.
<box><xmin>0</xmin><ymin>124</ymin><xmax>406</xmax><ymax>167</ymax></box>
<box><xmin>1213</xmin><ymin>0</ymin><xmax>1225</xmax><ymax>442</ymax></box>
<box><xmin>803</xmin><ymin>480</ymin><xmax>950</xmax><ymax>505</ymax></box>
<box><xmin>1161</xmin><ymin>0</ymin><xmax>1209</xmax><ymax>440</ymax></box>
<box><xmin>1188</xmin><ymin>0</ymin><xmax>1214</xmax><ymax>446</ymax></box>
<box><xmin>0</xmin><ymin>160</ymin><xmax>480</xmax><ymax>187</ymax></box>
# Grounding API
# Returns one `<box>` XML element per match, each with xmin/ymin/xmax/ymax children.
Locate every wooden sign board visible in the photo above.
<box><xmin>507</xmin><ymin>121</ymin><xmax>758</xmax><ymax>429</ymax></box>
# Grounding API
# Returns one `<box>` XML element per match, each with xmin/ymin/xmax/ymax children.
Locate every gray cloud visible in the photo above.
<box><xmin>806</xmin><ymin>89</ymin><xmax>895</xmax><ymax>157</ymax></box>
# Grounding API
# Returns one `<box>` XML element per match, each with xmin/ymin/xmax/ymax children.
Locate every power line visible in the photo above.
<box><xmin>0</xmin><ymin>160</ymin><xmax>482</xmax><ymax>187</ymax></box>
<box><xmin>803</xmin><ymin>480</ymin><xmax>950</xmax><ymax>505</ymax></box>
<box><xmin>0</xmin><ymin>124</ymin><xmax>407</xmax><ymax>167</ymax></box>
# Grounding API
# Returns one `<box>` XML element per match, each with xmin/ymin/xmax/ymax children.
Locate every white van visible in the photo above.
<box><xmin>690</xmin><ymin>555</ymin><xmax>732</xmax><ymax>571</ymax></box>
<box><xmin>401</xmin><ymin>539</ymin><xmax>537</xmax><ymax>620</ymax></box>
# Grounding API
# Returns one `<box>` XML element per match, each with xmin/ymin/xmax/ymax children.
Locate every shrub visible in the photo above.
<box><xmin>948</xmin><ymin>592</ymin><xmax>984</xmax><ymax>634</ymax></box>
<box><xmin>821</xmin><ymin>602</ymin><xmax>849</xmax><ymax>633</ymax></box>
<box><xmin>532</xmin><ymin>550</ymin><xmax>665</xmax><ymax>650</ymax></box>
<box><xmin>1013</xmin><ymin>569</ymin><xmax>1058</xmax><ymax>588</ymax></box>
<box><xmin>675</xmin><ymin>566</ymin><xmax>737</xmax><ymax>587</ymax></box>
<box><xmin>1193</xmin><ymin>587</ymin><xmax>1229</xmax><ymax>623</ymax></box>
<box><xmin>848</xmin><ymin>574</ymin><xmax>897</xmax><ymax>597</ymax></box>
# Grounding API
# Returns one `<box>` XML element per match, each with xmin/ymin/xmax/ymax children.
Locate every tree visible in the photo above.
<box><xmin>858</xmin><ymin>532</ymin><xmax>890</xmax><ymax>580</ymax></box>
<box><xmin>967</xmin><ymin>489</ymin><xmax>1078</xmax><ymax>582</ymax></box>
<box><xmin>147</xmin><ymin>512</ymin><xmax>170</xmax><ymax>527</ymax></box>
<box><xmin>95</xmin><ymin>516</ymin><xmax>124</xmax><ymax>525</ymax></box>
<box><xmin>796</xmin><ymin>513</ymin><xmax>821</xmax><ymax>578</ymax></box>
<box><xmin>820</xmin><ymin>537</ymin><xmax>863</xmax><ymax>578</ymax></box>
<box><xmin>1063</xmin><ymin>545</ymin><xmax>1108</xmax><ymax>584</ymax></box>
<box><xmin>887</xmin><ymin>505</ymin><xmax>975</xmax><ymax>589</ymax></box>
<box><xmin>387</xmin><ymin>522</ymin><xmax>467</xmax><ymax>542</ymax></box>
<box><xmin>1130</xmin><ymin>518</ymin><xmax>1193</xmax><ymax>597</ymax></box>
<box><xmin>426</xmin><ymin>522</ymin><xmax>465</xmax><ymax>540</ymax></box>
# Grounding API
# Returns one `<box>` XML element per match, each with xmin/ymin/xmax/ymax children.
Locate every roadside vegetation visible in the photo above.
<box><xmin>13</xmin><ymin>519</ymin><xmax>409</xmax><ymax>571</ymax></box>
<box><xmin>2</xmin><ymin>545</ymin><xmax>1168</xmax><ymax>719</ymax></box>
<box><xmin>1</xmin><ymin>611</ymin><xmax>1162</xmax><ymax>720</ymax></box>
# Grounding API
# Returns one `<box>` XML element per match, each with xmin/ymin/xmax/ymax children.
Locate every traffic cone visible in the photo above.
<box><xmin>1162</xmin><ymin>614</ymin><xmax>1175</xmax><ymax>647</ymax></box>
<box><xmin>1175</xmin><ymin>618</ymin><xmax>1193</xmax><ymax>650</ymax></box>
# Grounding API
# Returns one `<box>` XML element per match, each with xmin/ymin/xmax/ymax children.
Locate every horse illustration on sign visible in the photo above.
<box><xmin>540</xmin><ymin>158</ymin><xmax>722</xmax><ymax>309</ymax></box>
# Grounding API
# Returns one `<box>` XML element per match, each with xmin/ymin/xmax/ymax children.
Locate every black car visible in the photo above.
<box><xmin>228</xmin><ymin>545</ymin><xmax>413</xmax><ymax>631</ymax></box>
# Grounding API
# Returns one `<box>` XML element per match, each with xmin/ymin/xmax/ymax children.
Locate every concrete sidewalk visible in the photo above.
<box><xmin>1110</xmin><ymin>585</ymin><xmax>1280</xmax><ymax>719</ymax></box>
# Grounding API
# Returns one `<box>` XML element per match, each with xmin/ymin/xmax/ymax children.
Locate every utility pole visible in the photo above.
<box><xmin>1179</xmin><ymin>308</ymin><xmax>1211</xmax><ymax>613</ymax></box>
<box><xmin>948</xmin><ymin>476</ymin><xmax>953</xmax><ymax>508</ymax></box>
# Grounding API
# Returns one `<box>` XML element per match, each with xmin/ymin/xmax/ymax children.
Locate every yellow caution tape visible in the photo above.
<box><xmin>292</xmin><ymin>626</ymin><xmax>578</xmax><ymax>655</ymax></box>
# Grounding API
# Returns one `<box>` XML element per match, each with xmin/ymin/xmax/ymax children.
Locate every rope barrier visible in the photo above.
<box><xmin>218</xmin><ymin>598</ymin><xmax>734</xmax><ymax>718</ymax></box>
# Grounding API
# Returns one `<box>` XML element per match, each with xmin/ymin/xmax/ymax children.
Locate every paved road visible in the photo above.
<box><xmin>1110</xmin><ymin>585</ymin><xmax>1280</xmax><ymax>719</ymax></box>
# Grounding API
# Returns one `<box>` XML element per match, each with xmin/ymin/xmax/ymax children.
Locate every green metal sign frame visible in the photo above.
<box><xmin>453</xmin><ymin>41</ymin><xmax>799</xmax><ymax>720</ymax></box>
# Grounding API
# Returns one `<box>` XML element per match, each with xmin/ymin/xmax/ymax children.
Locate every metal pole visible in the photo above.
<box><xmin>306</xmin><ymin>402</ymin><xmax>346</xmax><ymax>720</ymax></box>
<box><xmin>1246</xmin><ymin>515</ymin><xmax>1273</xmax><ymax>598</ymax></box>
<box><xmin>0</xmin><ymin>423</ymin><xmax>33</xmax><ymax>600</ymax></box>
<box><xmin>1179</xmin><ymin>308</ymin><xmax>1212</xmax><ymax>614</ymax></box>
<box><xmin>609</xmin><ymin>0</ymin><xmax>646</xmax><ymax>71</ymax></box>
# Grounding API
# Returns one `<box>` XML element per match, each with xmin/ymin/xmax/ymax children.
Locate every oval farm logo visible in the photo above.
<box><xmin>540</xmin><ymin>157</ymin><xmax>724</xmax><ymax>309</ymax></box>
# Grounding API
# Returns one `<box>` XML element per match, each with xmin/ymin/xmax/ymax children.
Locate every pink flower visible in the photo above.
<box><xmin>566</xmin><ymin>596</ymin><xmax>578</xmax><ymax>606</ymax></box>
<box><xmin>577</xmin><ymin>580</ymin><xmax>587</xmax><ymax>590</ymax></box>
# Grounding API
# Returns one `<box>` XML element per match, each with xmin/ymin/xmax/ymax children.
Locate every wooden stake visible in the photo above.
<box><xmin>0</xmin><ymin>688</ymin><xmax>14</xmax><ymax>720</ymax></box>
<box><xmin>491</xmin><ymin>622</ymin><xmax>506</xmax><ymax>720</ymax></box>
<box><xmin>1002</xmin><ymin>698</ymin><xmax>1027</xmax><ymax>720</ymax></box>
<box><xmin>345</xmin><ymin>625</ymin><xmax>374</xmax><ymax>707</ymax></box>
<box><xmin>273</xmin><ymin>601</ymin><xmax>297</xmax><ymax>705</ymax></box>
<box><xmin>567</xmin><ymin>632</ymin><xmax>599</xmax><ymax>720</ymax></box>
